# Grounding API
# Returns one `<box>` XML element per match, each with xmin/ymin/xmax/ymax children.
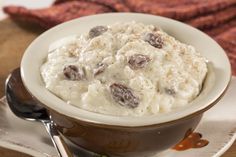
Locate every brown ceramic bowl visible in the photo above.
<box><xmin>20</xmin><ymin>13</ymin><xmax>231</xmax><ymax>157</ymax></box>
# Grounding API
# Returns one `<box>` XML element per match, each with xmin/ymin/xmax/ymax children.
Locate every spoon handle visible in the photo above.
<box><xmin>43</xmin><ymin>121</ymin><xmax>73</xmax><ymax>157</ymax></box>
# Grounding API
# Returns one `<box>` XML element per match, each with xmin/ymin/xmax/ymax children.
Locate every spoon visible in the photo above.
<box><xmin>5</xmin><ymin>68</ymin><xmax>73</xmax><ymax>157</ymax></box>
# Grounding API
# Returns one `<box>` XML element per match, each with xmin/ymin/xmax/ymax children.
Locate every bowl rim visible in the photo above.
<box><xmin>21</xmin><ymin>13</ymin><xmax>231</xmax><ymax>127</ymax></box>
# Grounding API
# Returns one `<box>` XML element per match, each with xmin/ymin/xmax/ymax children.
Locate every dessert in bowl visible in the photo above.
<box><xmin>21</xmin><ymin>13</ymin><xmax>231</xmax><ymax>157</ymax></box>
<box><xmin>41</xmin><ymin>21</ymin><xmax>207</xmax><ymax>117</ymax></box>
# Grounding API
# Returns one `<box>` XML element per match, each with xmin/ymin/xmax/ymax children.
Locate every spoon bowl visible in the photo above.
<box><xmin>5</xmin><ymin>68</ymin><xmax>48</xmax><ymax>121</ymax></box>
<box><xmin>5</xmin><ymin>68</ymin><xmax>73</xmax><ymax>157</ymax></box>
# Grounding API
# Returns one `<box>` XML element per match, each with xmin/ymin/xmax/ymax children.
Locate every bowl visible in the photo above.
<box><xmin>20</xmin><ymin>13</ymin><xmax>231</xmax><ymax>157</ymax></box>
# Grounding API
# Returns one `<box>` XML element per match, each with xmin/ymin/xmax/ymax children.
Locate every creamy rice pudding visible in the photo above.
<box><xmin>40</xmin><ymin>21</ymin><xmax>207</xmax><ymax>116</ymax></box>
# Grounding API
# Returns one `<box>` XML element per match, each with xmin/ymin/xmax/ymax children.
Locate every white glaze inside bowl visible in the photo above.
<box><xmin>21</xmin><ymin>13</ymin><xmax>231</xmax><ymax>126</ymax></box>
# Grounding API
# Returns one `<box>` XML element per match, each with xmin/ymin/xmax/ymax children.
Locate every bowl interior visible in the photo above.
<box><xmin>21</xmin><ymin>13</ymin><xmax>231</xmax><ymax>126</ymax></box>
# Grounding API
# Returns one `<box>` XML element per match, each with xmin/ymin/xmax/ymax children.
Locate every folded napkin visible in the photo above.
<box><xmin>3</xmin><ymin>0</ymin><xmax>236</xmax><ymax>74</ymax></box>
<box><xmin>54</xmin><ymin>0</ymin><xmax>130</xmax><ymax>12</ymax></box>
<box><xmin>215</xmin><ymin>27</ymin><xmax>236</xmax><ymax>71</ymax></box>
<box><xmin>124</xmin><ymin>0</ymin><xmax>236</xmax><ymax>20</ymax></box>
<box><xmin>186</xmin><ymin>6</ymin><xmax>236</xmax><ymax>29</ymax></box>
<box><xmin>3</xmin><ymin>1</ymin><xmax>112</xmax><ymax>28</ymax></box>
<box><xmin>204</xmin><ymin>18</ymin><xmax>236</xmax><ymax>36</ymax></box>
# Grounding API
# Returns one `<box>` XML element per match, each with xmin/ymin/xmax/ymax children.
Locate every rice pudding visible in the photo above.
<box><xmin>40</xmin><ymin>21</ymin><xmax>207</xmax><ymax>116</ymax></box>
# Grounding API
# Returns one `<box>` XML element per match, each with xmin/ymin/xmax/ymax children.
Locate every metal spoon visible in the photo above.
<box><xmin>5</xmin><ymin>68</ymin><xmax>73</xmax><ymax>157</ymax></box>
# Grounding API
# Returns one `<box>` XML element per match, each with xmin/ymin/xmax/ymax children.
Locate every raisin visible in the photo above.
<box><xmin>94</xmin><ymin>63</ymin><xmax>107</xmax><ymax>76</ymax></box>
<box><xmin>165</xmin><ymin>88</ymin><xmax>176</xmax><ymax>95</ymax></box>
<box><xmin>89</xmin><ymin>26</ymin><xmax>108</xmax><ymax>38</ymax></box>
<box><xmin>110</xmin><ymin>83</ymin><xmax>139</xmax><ymax>108</ymax></box>
<box><xmin>144</xmin><ymin>33</ymin><xmax>163</xmax><ymax>48</ymax></box>
<box><xmin>128</xmin><ymin>54</ymin><xmax>151</xmax><ymax>70</ymax></box>
<box><xmin>63</xmin><ymin>65</ymin><xmax>85</xmax><ymax>81</ymax></box>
